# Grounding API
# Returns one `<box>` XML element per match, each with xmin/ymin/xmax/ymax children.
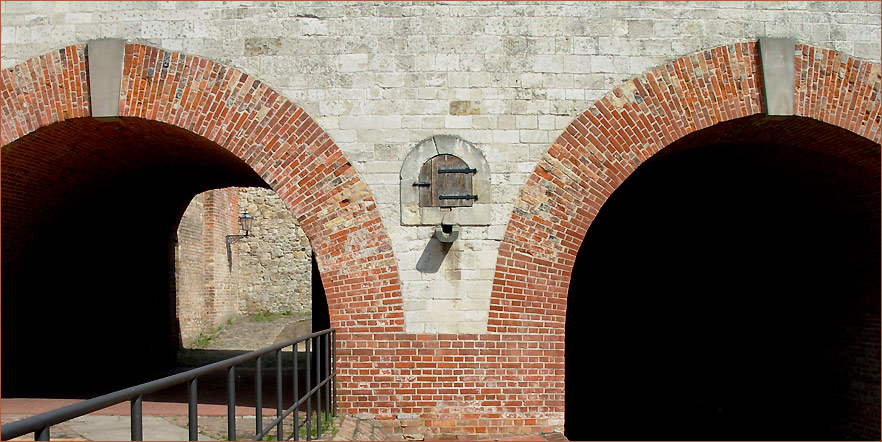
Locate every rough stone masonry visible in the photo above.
<box><xmin>1</xmin><ymin>1</ymin><xmax>880</xmax><ymax>440</ymax></box>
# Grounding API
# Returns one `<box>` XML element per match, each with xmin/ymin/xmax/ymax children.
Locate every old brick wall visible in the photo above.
<box><xmin>2</xmin><ymin>2</ymin><xmax>880</xmax><ymax>440</ymax></box>
<box><xmin>175</xmin><ymin>190</ymin><xmax>206</xmax><ymax>344</ymax></box>
<box><xmin>204</xmin><ymin>187</ymin><xmax>241</xmax><ymax>326</ymax></box>
<box><xmin>175</xmin><ymin>187</ymin><xmax>245</xmax><ymax>344</ymax></box>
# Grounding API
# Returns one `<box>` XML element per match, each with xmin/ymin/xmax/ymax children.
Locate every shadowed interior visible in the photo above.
<box><xmin>565</xmin><ymin>116</ymin><xmax>880</xmax><ymax>440</ymax></box>
<box><xmin>2</xmin><ymin>117</ymin><xmax>270</xmax><ymax>396</ymax></box>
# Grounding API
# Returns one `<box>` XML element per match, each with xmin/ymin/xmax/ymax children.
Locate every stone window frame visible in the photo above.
<box><xmin>400</xmin><ymin>135</ymin><xmax>491</xmax><ymax>226</ymax></box>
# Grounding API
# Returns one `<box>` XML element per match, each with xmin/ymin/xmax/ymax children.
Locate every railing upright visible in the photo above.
<box><xmin>131</xmin><ymin>395</ymin><xmax>143</xmax><ymax>441</ymax></box>
<box><xmin>317</xmin><ymin>335</ymin><xmax>323</xmax><ymax>439</ymax></box>
<box><xmin>294</xmin><ymin>342</ymin><xmax>300</xmax><ymax>441</ymax></box>
<box><xmin>325</xmin><ymin>333</ymin><xmax>331</xmax><ymax>420</ymax></box>
<box><xmin>276</xmin><ymin>348</ymin><xmax>284</xmax><ymax>441</ymax></box>
<box><xmin>188</xmin><ymin>378</ymin><xmax>198</xmax><ymax>441</ymax></box>
<box><xmin>306</xmin><ymin>336</ymin><xmax>312</xmax><ymax>441</ymax></box>
<box><xmin>255</xmin><ymin>355</ymin><xmax>263</xmax><ymax>438</ymax></box>
<box><xmin>228</xmin><ymin>366</ymin><xmax>236</xmax><ymax>440</ymax></box>
<box><xmin>332</xmin><ymin>330</ymin><xmax>337</xmax><ymax>417</ymax></box>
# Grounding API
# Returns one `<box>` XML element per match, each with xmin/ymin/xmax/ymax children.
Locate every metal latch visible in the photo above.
<box><xmin>438</xmin><ymin>168</ymin><xmax>477</xmax><ymax>174</ymax></box>
<box><xmin>439</xmin><ymin>195</ymin><xmax>478</xmax><ymax>201</ymax></box>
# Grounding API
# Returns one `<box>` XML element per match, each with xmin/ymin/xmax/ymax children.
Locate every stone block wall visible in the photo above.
<box><xmin>237</xmin><ymin>187</ymin><xmax>313</xmax><ymax>316</ymax></box>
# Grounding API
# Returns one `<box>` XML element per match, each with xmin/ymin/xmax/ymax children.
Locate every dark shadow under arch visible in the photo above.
<box><xmin>1</xmin><ymin>117</ymin><xmax>279</xmax><ymax>396</ymax></box>
<box><xmin>565</xmin><ymin>116</ymin><xmax>880</xmax><ymax>440</ymax></box>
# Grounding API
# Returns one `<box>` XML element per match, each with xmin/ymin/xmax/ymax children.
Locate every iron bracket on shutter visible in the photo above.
<box><xmin>439</xmin><ymin>194</ymin><xmax>479</xmax><ymax>201</ymax></box>
<box><xmin>412</xmin><ymin>181</ymin><xmax>431</xmax><ymax>187</ymax></box>
<box><xmin>438</xmin><ymin>168</ymin><xmax>477</xmax><ymax>174</ymax></box>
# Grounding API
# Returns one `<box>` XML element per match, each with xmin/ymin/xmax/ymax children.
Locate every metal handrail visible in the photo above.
<box><xmin>1</xmin><ymin>328</ymin><xmax>337</xmax><ymax>441</ymax></box>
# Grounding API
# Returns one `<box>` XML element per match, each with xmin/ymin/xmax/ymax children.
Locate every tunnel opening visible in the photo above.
<box><xmin>1</xmin><ymin>117</ymin><xmax>327</xmax><ymax>398</ymax></box>
<box><xmin>172</xmin><ymin>185</ymin><xmax>328</xmax><ymax>364</ymax></box>
<box><xmin>565</xmin><ymin>116</ymin><xmax>880</xmax><ymax>440</ymax></box>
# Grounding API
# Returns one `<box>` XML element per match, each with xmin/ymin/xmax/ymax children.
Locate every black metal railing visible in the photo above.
<box><xmin>1</xmin><ymin>328</ymin><xmax>336</xmax><ymax>441</ymax></box>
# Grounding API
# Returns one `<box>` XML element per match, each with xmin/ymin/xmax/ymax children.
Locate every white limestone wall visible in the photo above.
<box><xmin>2</xmin><ymin>1</ymin><xmax>880</xmax><ymax>333</ymax></box>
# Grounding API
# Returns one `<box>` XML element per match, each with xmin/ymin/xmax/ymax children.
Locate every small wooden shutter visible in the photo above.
<box><xmin>418</xmin><ymin>154</ymin><xmax>476</xmax><ymax>208</ymax></box>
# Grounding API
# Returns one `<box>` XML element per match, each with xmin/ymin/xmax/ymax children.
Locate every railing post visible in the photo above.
<box><xmin>255</xmin><ymin>355</ymin><xmax>263</xmax><ymax>438</ymax></box>
<box><xmin>276</xmin><ymin>349</ymin><xmax>283</xmax><ymax>441</ymax></box>
<box><xmin>294</xmin><ymin>342</ymin><xmax>300</xmax><ymax>441</ymax></box>
<box><xmin>228</xmin><ymin>366</ymin><xmax>236</xmax><ymax>441</ymax></box>
<box><xmin>188</xmin><ymin>378</ymin><xmax>198</xmax><ymax>441</ymax></box>
<box><xmin>131</xmin><ymin>395</ymin><xmax>143</xmax><ymax>441</ymax></box>
<box><xmin>324</xmin><ymin>333</ymin><xmax>331</xmax><ymax>421</ymax></box>
<box><xmin>306</xmin><ymin>337</ymin><xmax>312</xmax><ymax>441</ymax></box>
<box><xmin>316</xmin><ymin>336</ymin><xmax>323</xmax><ymax>439</ymax></box>
<box><xmin>332</xmin><ymin>330</ymin><xmax>337</xmax><ymax>417</ymax></box>
<box><xmin>35</xmin><ymin>426</ymin><xmax>49</xmax><ymax>441</ymax></box>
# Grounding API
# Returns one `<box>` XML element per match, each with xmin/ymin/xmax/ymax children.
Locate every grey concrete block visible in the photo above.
<box><xmin>758</xmin><ymin>37</ymin><xmax>796</xmax><ymax>116</ymax></box>
<box><xmin>87</xmin><ymin>38</ymin><xmax>125</xmax><ymax>118</ymax></box>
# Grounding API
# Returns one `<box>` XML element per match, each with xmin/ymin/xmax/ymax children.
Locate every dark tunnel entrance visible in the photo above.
<box><xmin>1</xmin><ymin>117</ymin><xmax>284</xmax><ymax>397</ymax></box>
<box><xmin>565</xmin><ymin>116</ymin><xmax>880</xmax><ymax>440</ymax></box>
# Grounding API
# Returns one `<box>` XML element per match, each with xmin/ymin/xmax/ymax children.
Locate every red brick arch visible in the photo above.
<box><xmin>489</xmin><ymin>41</ymin><xmax>881</xmax><ymax>334</ymax></box>
<box><xmin>0</xmin><ymin>43</ymin><xmax>404</xmax><ymax>334</ymax></box>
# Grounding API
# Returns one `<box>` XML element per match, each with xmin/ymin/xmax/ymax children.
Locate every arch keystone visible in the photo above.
<box><xmin>758</xmin><ymin>37</ymin><xmax>796</xmax><ymax>116</ymax></box>
<box><xmin>86</xmin><ymin>38</ymin><xmax>125</xmax><ymax>119</ymax></box>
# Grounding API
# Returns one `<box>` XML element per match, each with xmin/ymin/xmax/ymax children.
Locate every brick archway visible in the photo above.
<box><xmin>491</xmin><ymin>41</ymin><xmax>880</xmax><ymax>334</ymax></box>
<box><xmin>491</xmin><ymin>41</ymin><xmax>880</xmax><ymax>436</ymax></box>
<box><xmin>0</xmin><ymin>43</ymin><xmax>404</xmax><ymax>334</ymax></box>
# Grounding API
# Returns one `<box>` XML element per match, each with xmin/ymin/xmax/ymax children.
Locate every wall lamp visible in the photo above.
<box><xmin>226</xmin><ymin>209</ymin><xmax>254</xmax><ymax>244</ymax></box>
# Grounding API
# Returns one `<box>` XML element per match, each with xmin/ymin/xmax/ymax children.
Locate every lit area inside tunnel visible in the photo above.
<box><xmin>1</xmin><ymin>117</ymin><xmax>291</xmax><ymax>397</ymax></box>
<box><xmin>565</xmin><ymin>116</ymin><xmax>880</xmax><ymax>440</ymax></box>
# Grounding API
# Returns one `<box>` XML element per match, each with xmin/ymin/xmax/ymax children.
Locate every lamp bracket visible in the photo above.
<box><xmin>226</xmin><ymin>234</ymin><xmax>248</xmax><ymax>244</ymax></box>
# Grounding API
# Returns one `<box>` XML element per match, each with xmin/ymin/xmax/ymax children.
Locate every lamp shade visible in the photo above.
<box><xmin>239</xmin><ymin>209</ymin><xmax>254</xmax><ymax>235</ymax></box>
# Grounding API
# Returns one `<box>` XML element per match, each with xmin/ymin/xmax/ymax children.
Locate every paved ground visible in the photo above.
<box><xmin>2</xmin><ymin>399</ymin><xmax>567</xmax><ymax>441</ymax></box>
<box><xmin>1</xmin><ymin>399</ymin><xmax>370</xmax><ymax>441</ymax></box>
<box><xmin>184</xmin><ymin>314</ymin><xmax>312</xmax><ymax>358</ymax></box>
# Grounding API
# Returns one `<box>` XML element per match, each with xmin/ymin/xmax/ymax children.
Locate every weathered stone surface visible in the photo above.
<box><xmin>237</xmin><ymin>187</ymin><xmax>312</xmax><ymax>316</ymax></box>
